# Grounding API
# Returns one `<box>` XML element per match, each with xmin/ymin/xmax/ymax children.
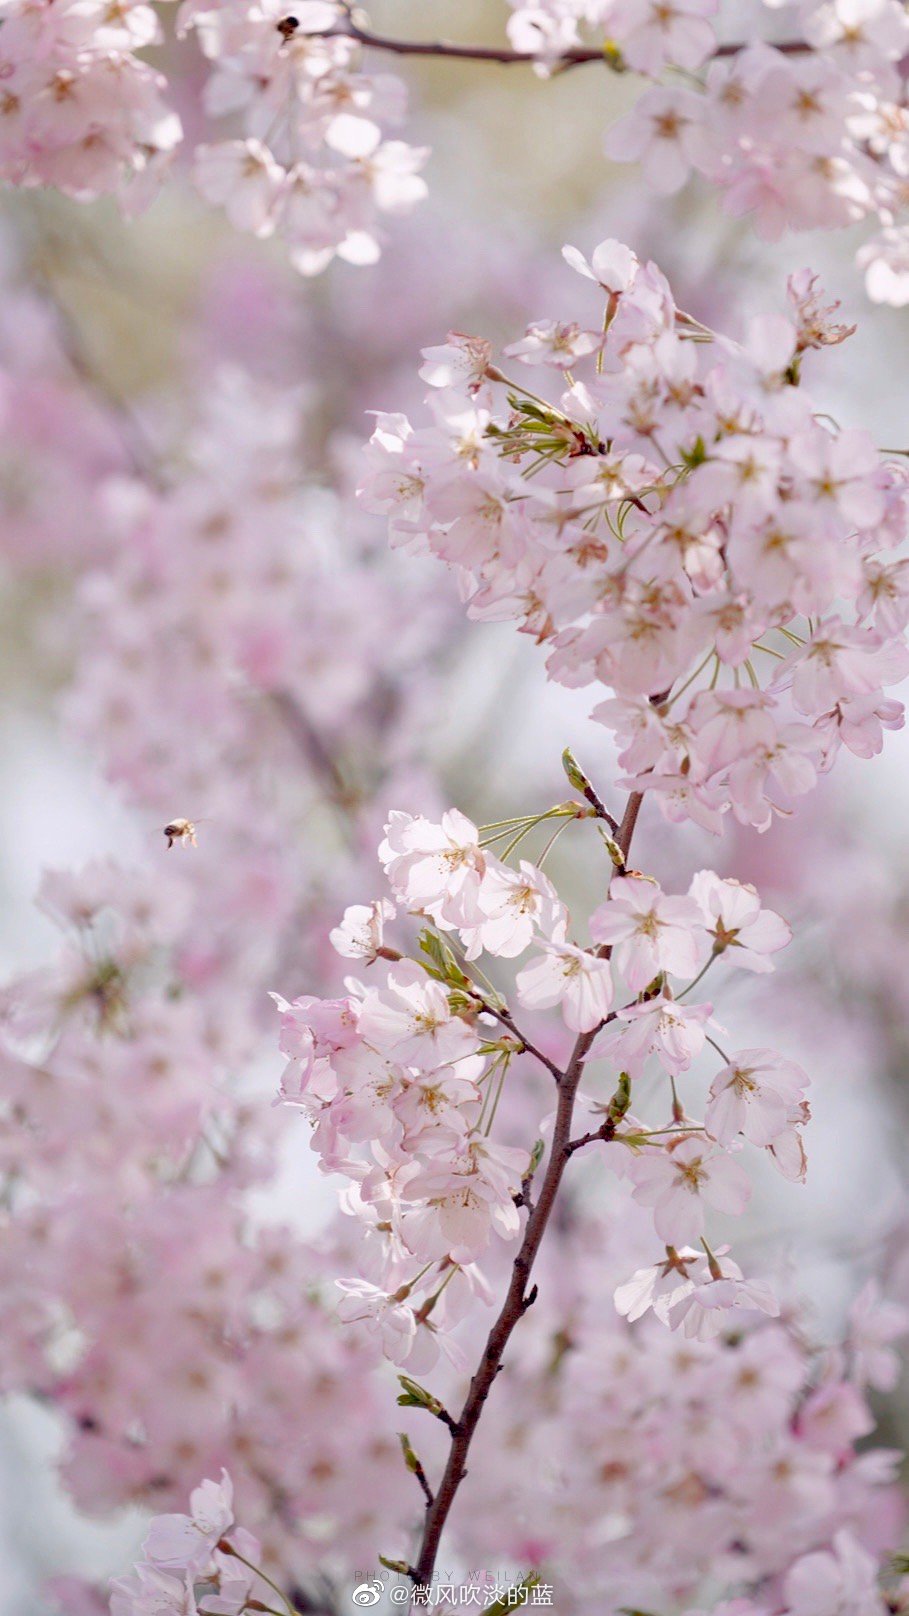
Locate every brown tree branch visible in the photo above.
<box><xmin>469</xmin><ymin>991</ymin><xmax>564</xmax><ymax>1084</ymax></box>
<box><xmin>307</xmin><ymin>19</ymin><xmax>809</xmax><ymax>70</ymax></box>
<box><xmin>564</xmin><ymin>1115</ymin><xmax>616</xmax><ymax>1156</ymax></box>
<box><xmin>408</xmin><ymin>789</ymin><xmax>643</xmax><ymax>1592</ymax></box>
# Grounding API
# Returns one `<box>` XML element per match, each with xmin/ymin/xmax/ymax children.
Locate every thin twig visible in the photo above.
<box><xmin>309</xmin><ymin>20</ymin><xmax>810</xmax><ymax>69</ymax></box>
<box><xmin>565</xmin><ymin>1116</ymin><xmax>616</xmax><ymax>1156</ymax></box>
<box><xmin>400</xmin><ymin>1434</ymin><xmax>435</xmax><ymax>1509</ymax></box>
<box><xmin>576</xmin><ymin>778</ymin><xmax>619</xmax><ymax>835</ymax></box>
<box><xmin>218</xmin><ymin>1541</ymin><xmax>295</xmax><ymax>1616</ymax></box>
<box><xmin>313</xmin><ymin>19</ymin><xmax>608</xmax><ymax>66</ymax></box>
<box><xmin>513</xmin><ymin>1168</ymin><xmax>537</xmax><ymax>1216</ymax></box>
<box><xmin>472</xmin><ymin>992</ymin><xmax>564</xmax><ymax>1083</ymax></box>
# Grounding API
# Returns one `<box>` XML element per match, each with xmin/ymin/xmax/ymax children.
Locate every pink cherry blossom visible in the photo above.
<box><xmin>515</xmin><ymin>938</ymin><xmax>614</xmax><ymax>1031</ymax></box>
<box><xmin>329</xmin><ymin>897</ymin><xmax>396</xmax><ymax>962</ymax></box>
<box><xmin>357</xmin><ymin>961</ymin><xmax>480</xmax><ymax>1066</ymax></box>
<box><xmin>334</xmin><ymin>1278</ymin><xmax>424</xmax><ymax>1367</ymax></box>
<box><xmin>143</xmin><ymin>1471</ymin><xmax>234</xmax><ymax>1571</ymax></box>
<box><xmin>847</xmin><ymin>1280</ymin><xmax>909</xmax><ymax>1392</ymax></box>
<box><xmin>605</xmin><ymin>87</ymin><xmax>709</xmax><ymax>193</ymax></box>
<box><xmin>782</xmin><ymin>1529</ymin><xmax>886</xmax><ymax>1616</ymax></box>
<box><xmin>705</xmin><ymin>1049</ymin><xmax>809</xmax><ymax>1147</ymax></box>
<box><xmin>561</xmin><ymin>237</ymin><xmax>639</xmax><ymax>293</ymax></box>
<box><xmin>664</xmin><ymin>1258</ymin><xmax>781</xmax><ymax>1341</ymax></box>
<box><xmin>617</xmin><ymin>0</ymin><xmax>717</xmax><ymax>77</ymax></box>
<box><xmin>629</xmin><ymin>1136</ymin><xmax>751</xmax><ymax>1245</ymax></box>
<box><xmin>689</xmin><ymin>871</ymin><xmax>792</xmax><ymax>972</ymax></box>
<box><xmin>462</xmin><ymin>857</ymin><xmax>567</xmax><ymax>960</ymax></box>
<box><xmin>590</xmin><ymin>873</ymin><xmax>704</xmax><ymax>991</ymax></box>
<box><xmin>380</xmin><ymin>809</ymin><xmax>486</xmax><ymax>929</ymax></box>
<box><xmin>193</xmin><ymin>139</ymin><xmax>285</xmax><ymax>237</ymax></box>
<box><xmin>594</xmin><ymin>992</ymin><xmax>713</xmax><ymax>1076</ymax></box>
<box><xmin>504</xmin><ymin>319</ymin><xmax>602</xmax><ymax>369</ymax></box>
<box><xmin>614</xmin><ymin>1244</ymin><xmax>704</xmax><ymax>1322</ymax></box>
<box><xmin>111</xmin><ymin>1565</ymin><xmax>200</xmax><ymax>1616</ymax></box>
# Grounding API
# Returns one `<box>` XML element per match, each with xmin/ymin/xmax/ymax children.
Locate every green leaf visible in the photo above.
<box><xmin>418</xmin><ymin>928</ymin><xmax>448</xmax><ymax>973</ymax></box>
<box><xmin>507</xmin><ymin>395</ymin><xmax>551</xmax><ymax>423</ymax></box>
<box><xmin>398</xmin><ymin>1432</ymin><xmax>421</xmax><ymax>1474</ymax></box>
<box><xmin>595</xmin><ymin>824</ymin><xmax>625</xmax><ymax>868</ymax></box>
<box><xmin>395</xmin><ymin>1375</ymin><xmax>444</xmax><ymax>1417</ymax></box>
<box><xmin>680</xmin><ymin>435</ymin><xmax>706</xmax><ymax>469</ymax></box>
<box><xmin>607</xmin><ymin>1072</ymin><xmax>632</xmax><ymax>1123</ymax></box>
<box><xmin>448</xmin><ymin>987</ymin><xmax>483</xmax><ymax>1015</ymax></box>
<box><xmin>418</xmin><ymin>928</ymin><xmax>470</xmax><ymax>989</ymax></box>
<box><xmin>560</xmin><ymin>747</ymin><xmax>589</xmax><ymax>796</ymax></box>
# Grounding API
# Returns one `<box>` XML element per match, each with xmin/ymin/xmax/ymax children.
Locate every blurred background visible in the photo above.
<box><xmin>2</xmin><ymin>2</ymin><xmax>909</xmax><ymax>1610</ymax></box>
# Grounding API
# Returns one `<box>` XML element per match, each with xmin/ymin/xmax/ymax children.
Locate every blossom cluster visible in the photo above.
<box><xmin>63</xmin><ymin>366</ymin><xmax>451</xmax><ymax>823</ymax></box>
<box><xmin>0</xmin><ymin>856</ymin><xmax>415</xmax><ymax>1580</ymax></box>
<box><xmin>0</xmin><ymin>0</ymin><xmax>181</xmax><ymax>205</ymax></box>
<box><xmin>361</xmin><ymin>238</ymin><xmax>909</xmax><ymax>836</ymax></box>
<box><xmin>509</xmin><ymin>0</ymin><xmax>909</xmax><ymax>303</ymax></box>
<box><xmin>182</xmin><ymin>0</ymin><xmax>428</xmax><ymax>273</ymax></box>
<box><xmin>7</xmin><ymin>1</ymin><xmax>909</xmax><ymax>298</ymax></box>
<box><xmin>3</xmin><ymin>49</ymin><xmax>909</xmax><ymax>1615</ymax></box>
<box><xmin>0</xmin><ymin>0</ymin><xmax>426</xmax><ymax>268</ymax></box>
<box><xmin>460</xmin><ymin>1218</ymin><xmax>909</xmax><ymax>1614</ymax></box>
<box><xmin>109</xmin><ymin>1259</ymin><xmax>909</xmax><ymax>1614</ymax></box>
<box><xmin>0</xmin><ymin>328</ymin><xmax>452</xmax><ymax>1585</ymax></box>
<box><xmin>276</xmin><ymin>798</ymin><xmax>809</xmax><ymax>1370</ymax></box>
<box><xmin>110</xmin><ymin>1471</ymin><xmax>272</xmax><ymax>1615</ymax></box>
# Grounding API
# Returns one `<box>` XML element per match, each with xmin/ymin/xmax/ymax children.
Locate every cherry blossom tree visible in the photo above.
<box><xmin>2</xmin><ymin>4</ymin><xmax>909</xmax><ymax>1616</ymax></box>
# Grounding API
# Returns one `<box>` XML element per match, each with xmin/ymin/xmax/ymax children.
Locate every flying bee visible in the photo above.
<box><xmin>163</xmin><ymin>818</ymin><xmax>198</xmax><ymax>849</ymax></box>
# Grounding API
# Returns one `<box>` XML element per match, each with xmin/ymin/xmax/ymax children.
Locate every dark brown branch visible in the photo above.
<box><xmin>562</xmin><ymin>748</ymin><xmax>620</xmax><ymax>833</ymax></box>
<box><xmin>471</xmin><ymin>992</ymin><xmax>564</xmax><ymax>1083</ymax></box>
<box><xmin>565</xmin><ymin>1116</ymin><xmax>616</xmax><ymax>1156</ymax></box>
<box><xmin>513</xmin><ymin>1168</ymin><xmax>536</xmax><ymax>1215</ymax></box>
<box><xmin>713</xmin><ymin>37</ymin><xmax>808</xmax><ymax>59</ymax></box>
<box><xmin>309</xmin><ymin>20</ymin><xmax>810</xmax><ymax>70</ymax></box>
<box><xmin>579</xmin><ymin>780</ymin><xmax>619</xmax><ymax>833</ymax></box>
<box><xmin>408</xmin><ymin>790</ymin><xmax>643</xmax><ymax>1591</ymax></box>
<box><xmin>402</xmin><ymin>1439</ymin><xmax>435</xmax><ymax>1509</ymax></box>
<box><xmin>314</xmin><ymin>19</ymin><xmax>607</xmax><ymax>66</ymax></box>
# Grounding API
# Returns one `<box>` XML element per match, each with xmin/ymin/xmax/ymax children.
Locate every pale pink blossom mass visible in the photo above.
<box><xmin>362</xmin><ymin>238</ymin><xmax>909</xmax><ymax>837</ymax></box>
<box><xmin>0</xmin><ymin>7</ymin><xmax>908</xmax><ymax>1616</ymax></box>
